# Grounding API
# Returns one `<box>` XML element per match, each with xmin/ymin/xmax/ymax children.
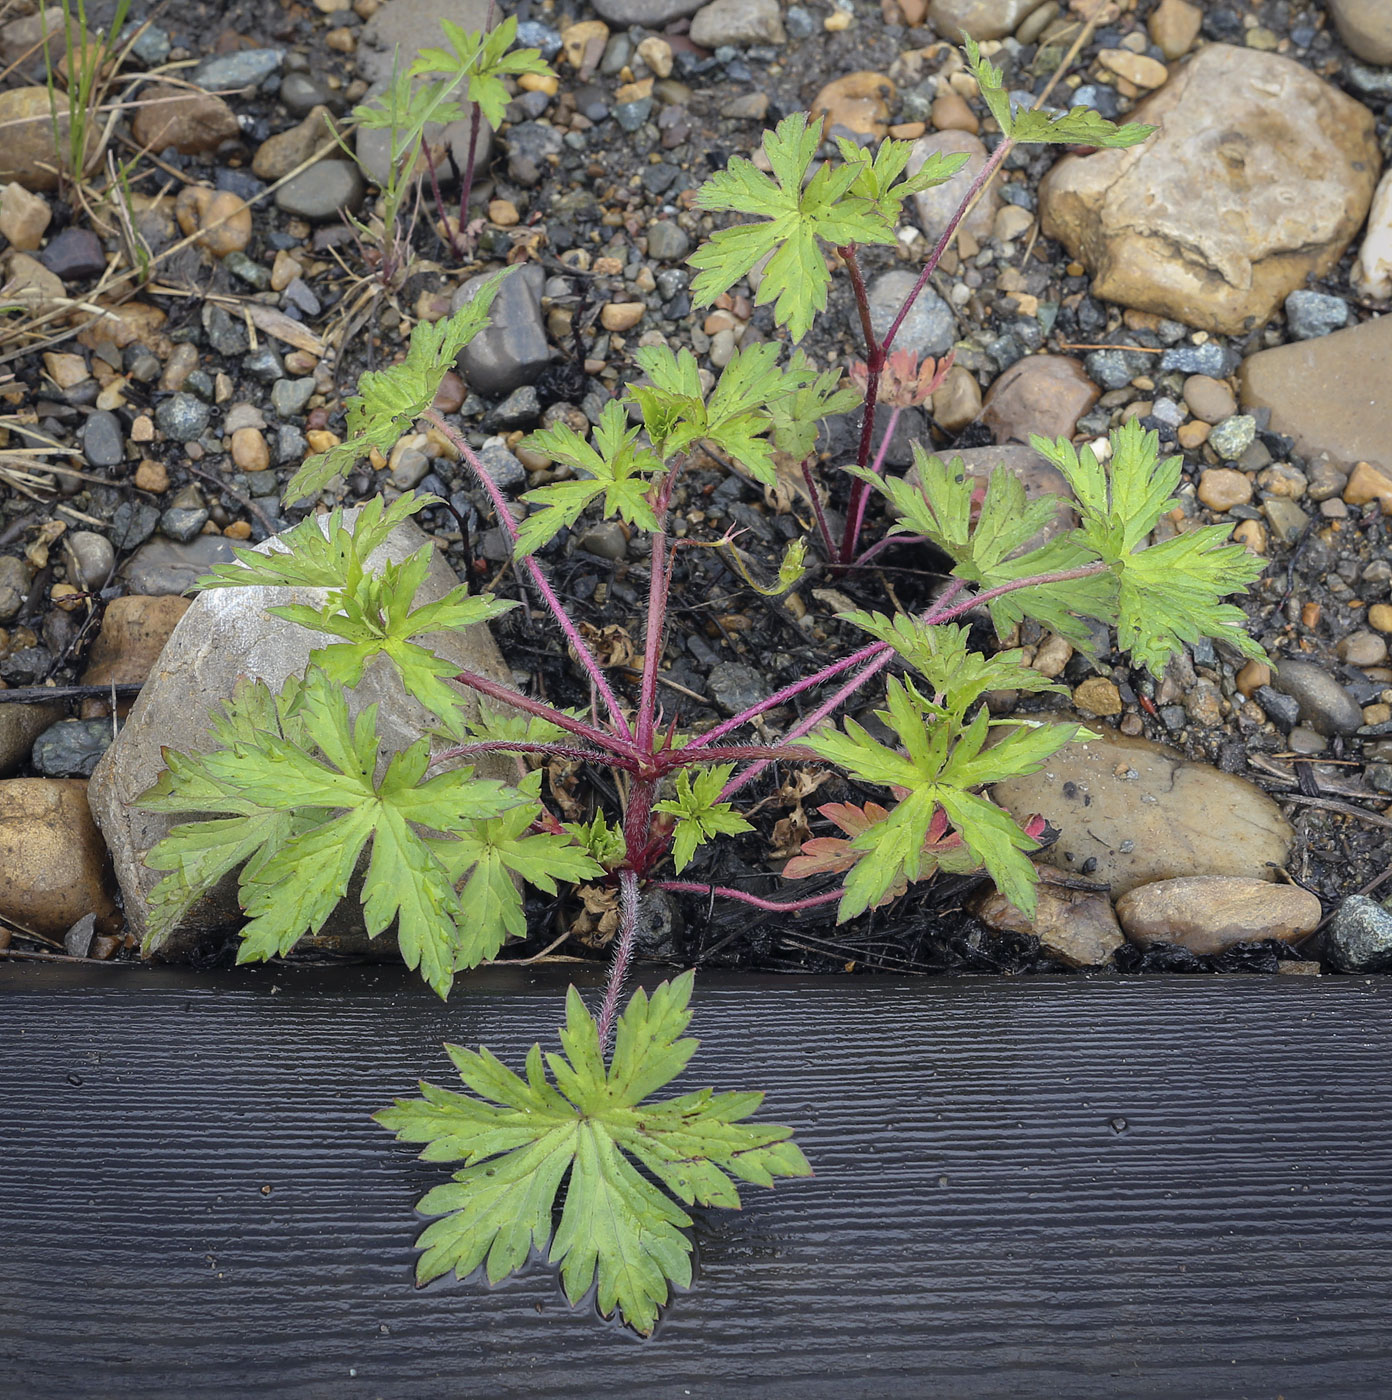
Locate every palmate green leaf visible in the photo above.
<box><xmin>835</xmin><ymin>135</ymin><xmax>969</xmax><ymax>224</ymax></box>
<box><xmin>410</xmin><ymin>15</ymin><xmax>553</xmax><ymax>130</ymax></box>
<box><xmin>690</xmin><ymin>112</ymin><xmax>895</xmax><ymax>342</ymax></box>
<box><xmin>516</xmin><ymin>400</ymin><xmax>664</xmax><ymax>555</ymax></box>
<box><xmin>135</xmin><ymin>676</ymin><xmax>308</xmax><ymax>954</ymax></box>
<box><xmin>653</xmin><ymin>764</ymin><xmax>755</xmax><ymax>873</ymax></box>
<box><xmin>375</xmin><ymin>973</ymin><xmax>811</xmax><ymax>1334</ymax></box>
<box><xmin>269</xmin><ymin>545</ymin><xmax>515</xmax><ymax>737</ymax></box>
<box><xmin>140</xmin><ymin>666</ymin><xmax>525</xmax><ymax>997</ymax></box>
<box><xmin>283</xmin><ymin>272</ymin><xmax>510</xmax><ymax>505</ymax></box>
<box><xmin>805</xmin><ymin>679</ymin><xmax>1080</xmax><ymax>918</ymax></box>
<box><xmin>431</xmin><ymin>780</ymin><xmax>605</xmax><ymax>964</ymax></box>
<box><xmin>1032</xmin><ymin>421</ymin><xmax>1268</xmax><ymax>673</ymax></box>
<box><xmin>1114</xmin><ymin>526</ymin><xmax>1268</xmax><ymax>675</ymax></box>
<box><xmin>963</xmin><ymin>36</ymin><xmax>1154</xmax><ymax>149</ymax></box>
<box><xmin>564</xmin><ymin>811</ymin><xmax>628</xmax><ymax>869</ymax></box>
<box><xmin>629</xmin><ymin>342</ymin><xmax>825</xmax><ymax>486</ymax></box>
<box><xmin>841</xmin><ymin>613</ymin><xmax>1061</xmax><ymax>718</ymax></box>
<box><xmin>197</xmin><ymin>493</ymin><xmax>430</xmax><ymax>593</ymax></box>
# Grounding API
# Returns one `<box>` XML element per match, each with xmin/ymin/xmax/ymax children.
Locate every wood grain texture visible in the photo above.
<box><xmin>2</xmin><ymin>962</ymin><xmax>1391</xmax><ymax>1399</ymax></box>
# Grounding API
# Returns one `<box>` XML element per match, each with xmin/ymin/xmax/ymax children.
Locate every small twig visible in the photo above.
<box><xmin>0</xmin><ymin>682</ymin><xmax>142</xmax><ymax>704</ymax></box>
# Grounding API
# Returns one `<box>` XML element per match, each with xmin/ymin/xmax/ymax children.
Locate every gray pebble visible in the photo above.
<box><xmin>273</xmin><ymin>161</ymin><xmax>366</xmax><ymax>221</ymax></box>
<box><xmin>160</xmin><ymin>506</ymin><xmax>210</xmax><ymax>542</ymax></box>
<box><xmin>1085</xmin><ymin>347</ymin><xmax>1151</xmax><ymax>390</ymax></box>
<box><xmin>868</xmin><ymin>270</ymin><xmax>954</xmax><ymax>358</ymax></box>
<box><xmin>785</xmin><ymin>4</ymin><xmax>815</xmax><ymax>37</ymax></box>
<box><xmin>481</xmin><ymin>385</ymin><xmax>540</xmax><ymax>432</ymax></box>
<box><xmin>0</xmin><ymin>555</ymin><xmax>30</xmax><ymax>621</ymax></box>
<box><xmin>1207</xmin><ymin>414</ymin><xmax>1257</xmax><ymax>460</ymax></box>
<box><xmin>1160</xmin><ymin>343</ymin><xmax>1239</xmax><ymax>377</ymax></box>
<box><xmin>390</xmin><ymin>449</ymin><xmax>431</xmax><ymax>490</ymax></box>
<box><xmin>578</xmin><ymin>520</ymin><xmax>628</xmax><ymax>560</ymax></box>
<box><xmin>1322</xmin><ymin>895</ymin><xmax>1392</xmax><ymax>973</ymax></box>
<box><xmin>476</xmin><ymin>441</ymin><xmax>526</xmax><ymax>491</ymax></box>
<box><xmin>243</xmin><ymin>346</ymin><xmax>286</xmax><ymax>382</ymax></box>
<box><xmin>279</xmin><ymin>70</ymin><xmax>335</xmax><ymax>115</ymax></box>
<box><xmin>614</xmin><ymin>98</ymin><xmax>654</xmax><ymax>132</ymax></box>
<box><xmin>271</xmin><ymin>377</ymin><xmax>316</xmax><ymax>418</ymax></box>
<box><xmin>81</xmin><ymin>410</ymin><xmax>125</xmax><ymax>467</ymax></box>
<box><xmin>1262</xmin><ymin>497</ymin><xmax>1309</xmax><ymax>544</ymax></box>
<box><xmin>66</xmin><ymin>531</ymin><xmax>114</xmax><ymax>589</ymax></box>
<box><xmin>32</xmin><ymin>718</ymin><xmax>115</xmax><ymax>778</ymax></box>
<box><xmin>110</xmin><ymin>500</ymin><xmax>160</xmax><ymax>550</ymax></box>
<box><xmin>1271</xmin><ymin>657</ymin><xmax>1364</xmax><ymax>737</ymax></box>
<box><xmin>647</xmin><ymin>221</ymin><xmax>691</xmax><ymax>262</ymax></box>
<box><xmin>1284</xmin><ymin>289</ymin><xmax>1349</xmax><ymax>340</ymax></box>
<box><xmin>130</xmin><ymin>23</ymin><xmax>171</xmax><ymax>64</ymax></box>
<box><xmin>706</xmin><ymin>661</ymin><xmax>769</xmax><ymax>717</ymax></box>
<box><xmin>40</xmin><ymin>227</ymin><xmax>105</xmax><ymax>282</ymax></box>
<box><xmin>155</xmin><ymin>393</ymin><xmax>211</xmax><ymax>442</ymax></box>
<box><xmin>121</xmin><ymin>535</ymin><xmax>237</xmax><ymax>595</ymax></box>
<box><xmin>224</xmin><ymin>250</ymin><xmax>271</xmax><ymax>290</ymax></box>
<box><xmin>203</xmin><ymin>305</ymin><xmax>248</xmax><ymax>356</ymax></box>
<box><xmin>282</xmin><ymin>277</ymin><xmax>322</xmax><ymax>317</ymax></box>
<box><xmin>191</xmin><ymin>49</ymin><xmax>285</xmax><ymax>90</ymax></box>
<box><xmin>275</xmin><ymin>425</ymin><xmax>307</xmax><ymax>464</ymax></box>
<box><xmin>1287</xmin><ymin>726</ymin><xmax>1327</xmax><ymax>755</ymax></box>
<box><xmin>454</xmin><ymin>263</ymin><xmax>549</xmax><ymax>396</ymax></box>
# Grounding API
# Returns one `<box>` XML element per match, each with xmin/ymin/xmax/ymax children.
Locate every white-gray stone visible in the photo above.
<box><xmin>88</xmin><ymin>508</ymin><xmax>517</xmax><ymax>957</ymax></box>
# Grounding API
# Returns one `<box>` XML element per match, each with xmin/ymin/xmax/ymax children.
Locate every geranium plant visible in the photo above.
<box><xmin>136</xmin><ymin>39</ymin><xmax>1265</xmax><ymax>1333</ymax></box>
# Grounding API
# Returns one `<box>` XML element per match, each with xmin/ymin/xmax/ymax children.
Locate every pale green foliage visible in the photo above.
<box><xmin>964</xmin><ymin>35</ymin><xmax>1155</xmax><ymax>148</ymax></box>
<box><xmin>805</xmin><ymin>683</ymin><xmax>1084</xmax><ymax>919</ymax></box>
<box><xmin>565</xmin><ymin>811</ymin><xmax>628</xmax><ymax>869</ymax></box>
<box><xmin>1031</xmin><ymin>420</ymin><xmax>1268</xmax><ymax>674</ymax></box>
<box><xmin>690</xmin><ymin>112</ymin><xmax>895</xmax><ymax>342</ymax></box>
<box><xmin>654</xmin><ymin>764</ymin><xmax>755</xmax><ymax>873</ymax></box>
<box><xmin>411</xmin><ymin>15</ymin><xmax>553</xmax><ymax>129</ymax></box>
<box><xmin>835</xmin><ymin>134</ymin><xmax>968</xmax><ymax>225</ymax></box>
<box><xmin>282</xmin><ymin>275</ymin><xmax>509</xmax><ymax>504</ymax></box>
<box><xmin>136</xmin><ymin>667</ymin><xmax>532</xmax><ymax>996</ymax></box>
<box><xmin>765</xmin><ymin>348</ymin><xmax>863</xmax><ymax>460</ymax></box>
<box><xmin>515</xmin><ymin>400</ymin><xmax>665</xmax><ymax>555</ymax></box>
<box><xmin>199</xmin><ymin>494</ymin><xmax>513</xmax><ymax>737</ymax></box>
<box><xmin>374</xmin><ymin>974</ymin><xmax>811</xmax><ymax>1334</ymax></box>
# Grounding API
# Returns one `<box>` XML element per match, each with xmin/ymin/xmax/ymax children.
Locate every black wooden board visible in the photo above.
<box><xmin>3</xmin><ymin>962</ymin><xmax>1392</xmax><ymax>1399</ymax></box>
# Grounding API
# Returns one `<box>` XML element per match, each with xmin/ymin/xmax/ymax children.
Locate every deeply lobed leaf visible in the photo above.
<box><xmin>375</xmin><ymin>974</ymin><xmax>811</xmax><ymax>1334</ymax></box>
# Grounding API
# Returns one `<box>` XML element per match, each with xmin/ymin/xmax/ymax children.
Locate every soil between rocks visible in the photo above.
<box><xmin>0</xmin><ymin>0</ymin><xmax>1390</xmax><ymax>979</ymax></box>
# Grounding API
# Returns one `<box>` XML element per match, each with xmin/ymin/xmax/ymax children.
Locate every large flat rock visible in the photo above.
<box><xmin>1039</xmin><ymin>45</ymin><xmax>1380</xmax><ymax>335</ymax></box>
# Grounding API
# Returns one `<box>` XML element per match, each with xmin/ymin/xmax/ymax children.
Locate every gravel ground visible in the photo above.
<box><xmin>1</xmin><ymin>0</ymin><xmax>1390</xmax><ymax>976</ymax></box>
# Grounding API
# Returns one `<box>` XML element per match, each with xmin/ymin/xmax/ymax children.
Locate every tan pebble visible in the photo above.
<box><xmin>1073</xmin><ymin>676</ymin><xmax>1122</xmax><ymax>716</ymax></box>
<box><xmin>887</xmin><ymin>121</ymin><xmax>926</xmax><ymax>139</ymax></box>
<box><xmin>306</xmin><ymin>429</ymin><xmax>342</xmax><ymax>453</ymax></box>
<box><xmin>1032</xmin><ymin>633</ymin><xmax>1073</xmax><ymax>679</ymax></box>
<box><xmin>131</xmin><ymin>413</ymin><xmax>155</xmax><ymax>440</ymax></box>
<box><xmin>174</xmin><ymin>186</ymin><xmax>252</xmax><ymax>258</ymax></box>
<box><xmin>518</xmin><ymin>71</ymin><xmax>558</xmax><ymax>95</ymax></box>
<box><xmin>1344</xmin><ymin>461</ymin><xmax>1392</xmax><ymax>513</ymax></box>
<box><xmin>615</xmin><ymin>78</ymin><xmax>653</xmax><ymax>104</ymax></box>
<box><xmin>1097</xmin><ymin>49</ymin><xmax>1169</xmax><ymax>87</ymax></box>
<box><xmin>81</xmin><ymin>595</ymin><xmax>191</xmax><ymax>693</ymax></box>
<box><xmin>1338</xmin><ymin>630</ymin><xmax>1389</xmax><ymax>667</ymax></box>
<box><xmin>0</xmin><ymin>182</ymin><xmax>52</xmax><ymax>251</ymax></box>
<box><xmin>325</xmin><ymin>27</ymin><xmax>356</xmax><ymax>52</ymax></box>
<box><xmin>0</xmin><ymin>779</ymin><xmax>118</xmax><ymax>936</ymax></box>
<box><xmin>1301</xmin><ymin>601</ymin><xmax>1322</xmax><ymax>630</ymax></box>
<box><xmin>488</xmin><ymin>199</ymin><xmax>520</xmax><ymax>227</ymax></box>
<box><xmin>811</xmin><ymin>72</ymin><xmax>895</xmax><ymax>139</ymax></box>
<box><xmin>1364</xmin><ymin>703</ymin><xmax>1392</xmax><ymax>726</ymax></box>
<box><xmin>1148</xmin><ymin>0</ymin><xmax>1203</xmax><ymax>59</ymax></box>
<box><xmin>636</xmin><ymin>36</ymin><xmax>672</xmax><ymax>79</ymax></box>
<box><xmin>1196</xmin><ymin>467</ymin><xmax>1252</xmax><ymax>512</ymax></box>
<box><xmin>231</xmin><ymin>427</ymin><xmax>270</xmax><ymax>472</ymax></box>
<box><xmin>271</xmin><ymin>249</ymin><xmax>303</xmax><ymax>292</ymax></box>
<box><xmin>930</xmin><ymin>365</ymin><xmax>982</xmax><ymax>432</ymax></box>
<box><xmin>1182</xmin><ymin>373</ymin><xmax>1237</xmax><ymax>422</ymax></box>
<box><xmin>824</xmin><ymin>8</ymin><xmax>853</xmax><ymax>29</ymax></box>
<box><xmin>134</xmin><ymin>459</ymin><xmax>169</xmax><ymax>493</ymax></box>
<box><xmin>1235</xmin><ymin>659</ymin><xmax>1271</xmax><ymax>697</ymax></box>
<box><xmin>223</xmin><ymin>520</ymin><xmax>253</xmax><ymax>540</ymax></box>
<box><xmin>1117</xmin><ymin>875</ymin><xmax>1321</xmax><ymax>955</ymax></box>
<box><xmin>1177</xmin><ymin>420</ymin><xmax>1210</xmax><ymax>450</ymax></box>
<box><xmin>1367</xmin><ymin>603</ymin><xmax>1392</xmax><ymax>634</ymax></box>
<box><xmin>561</xmin><ymin>20</ymin><xmax>608</xmax><ymax>70</ymax></box>
<box><xmin>51</xmin><ymin>582</ymin><xmax>84</xmax><ymax>612</ymax></box>
<box><xmin>703</xmin><ymin>310</ymin><xmax>737</xmax><ymax>335</ymax></box>
<box><xmin>931</xmin><ymin>91</ymin><xmax>978</xmax><ymax>134</ymax></box>
<box><xmin>600</xmin><ymin>302</ymin><xmax>645</xmax><ymax>332</ymax></box>
<box><xmin>993</xmin><ymin>205</ymin><xmax>1033</xmax><ymax>242</ymax></box>
<box><xmin>43</xmin><ymin>352</ymin><xmax>89</xmax><ymax>389</ymax></box>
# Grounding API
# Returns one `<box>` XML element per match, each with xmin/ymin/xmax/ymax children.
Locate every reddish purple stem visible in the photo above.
<box><xmin>656</xmin><ymin>880</ymin><xmax>845</xmax><ymax>914</ymax></box>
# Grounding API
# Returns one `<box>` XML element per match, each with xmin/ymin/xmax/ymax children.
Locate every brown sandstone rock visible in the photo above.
<box><xmin>981</xmin><ymin>355</ymin><xmax>1098</xmax><ymax>445</ymax></box>
<box><xmin>0</xmin><ymin>778</ymin><xmax>118</xmax><ymax>936</ymax></box>
<box><xmin>131</xmin><ymin>84</ymin><xmax>240</xmax><ymax>156</ymax></box>
<box><xmin>991</xmin><ymin>721</ymin><xmax>1292</xmax><ymax>897</ymax></box>
<box><xmin>970</xmin><ymin>870</ymin><xmax>1125</xmax><ymax>968</ymax></box>
<box><xmin>1116</xmin><ymin>876</ymin><xmax>1321</xmax><ymax>954</ymax></box>
<box><xmin>1039</xmin><ymin>46</ymin><xmax>1380</xmax><ymax>335</ymax></box>
<box><xmin>81</xmin><ymin>596</ymin><xmax>192</xmax><ymax>690</ymax></box>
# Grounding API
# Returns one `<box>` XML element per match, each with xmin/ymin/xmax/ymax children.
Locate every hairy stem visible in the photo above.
<box><xmin>656</xmin><ymin>880</ymin><xmax>845</xmax><ymax>914</ymax></box>
<box><xmin>456</xmin><ymin>102</ymin><xmax>483</xmax><ymax>252</ymax></box>
<box><xmin>636</xmin><ymin>528</ymin><xmax>670</xmax><ymax>753</ymax></box>
<box><xmin>450</xmin><ymin>667</ymin><xmax>639</xmax><ymax>757</ymax></box>
<box><xmin>431</xmin><ymin>739</ymin><xmax>637</xmax><ymax>770</ymax></box>
<box><xmin>801</xmin><ymin>458</ymin><xmax>838</xmax><ymax>561</ymax></box>
<box><xmin>420</xmin><ymin>135</ymin><xmax>451</xmax><ymax>252</ymax></box>
<box><xmin>597</xmin><ymin>868</ymin><xmax>641</xmax><ymax>1049</ymax></box>
<box><xmin>921</xmin><ymin>562</ymin><xmax>1108</xmax><ymax>626</ymax></box>
<box><xmin>426</xmin><ymin>408</ymin><xmax>634</xmax><ymax>740</ymax></box>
